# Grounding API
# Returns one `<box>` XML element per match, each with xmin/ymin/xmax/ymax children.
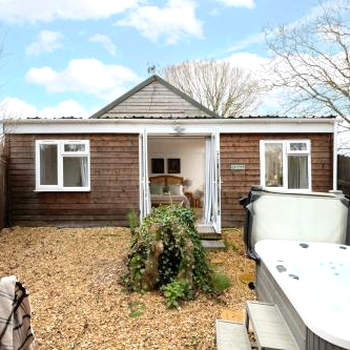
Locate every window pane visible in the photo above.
<box><xmin>64</xmin><ymin>144</ymin><xmax>85</xmax><ymax>152</ymax></box>
<box><xmin>40</xmin><ymin>144</ymin><xmax>58</xmax><ymax>185</ymax></box>
<box><xmin>151</xmin><ymin>158</ymin><xmax>164</xmax><ymax>174</ymax></box>
<box><xmin>290</xmin><ymin>142</ymin><xmax>307</xmax><ymax>151</ymax></box>
<box><xmin>265</xmin><ymin>143</ymin><xmax>283</xmax><ymax>187</ymax></box>
<box><xmin>288</xmin><ymin>155</ymin><xmax>309</xmax><ymax>189</ymax></box>
<box><xmin>63</xmin><ymin>157</ymin><xmax>88</xmax><ymax>187</ymax></box>
<box><xmin>167</xmin><ymin>158</ymin><xmax>181</xmax><ymax>174</ymax></box>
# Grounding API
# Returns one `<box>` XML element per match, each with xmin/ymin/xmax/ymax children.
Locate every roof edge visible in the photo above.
<box><xmin>4</xmin><ymin>116</ymin><xmax>336</xmax><ymax>125</ymax></box>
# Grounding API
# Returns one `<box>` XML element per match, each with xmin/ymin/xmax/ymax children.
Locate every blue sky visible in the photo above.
<box><xmin>0</xmin><ymin>0</ymin><xmax>323</xmax><ymax>118</ymax></box>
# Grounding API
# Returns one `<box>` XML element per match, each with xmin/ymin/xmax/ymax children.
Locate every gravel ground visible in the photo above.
<box><xmin>0</xmin><ymin>226</ymin><xmax>255</xmax><ymax>350</ymax></box>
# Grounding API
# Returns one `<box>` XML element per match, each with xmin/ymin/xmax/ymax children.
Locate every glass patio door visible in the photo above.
<box><xmin>212</xmin><ymin>132</ymin><xmax>221</xmax><ymax>233</ymax></box>
<box><xmin>139</xmin><ymin>130</ymin><xmax>151</xmax><ymax>221</ymax></box>
<box><xmin>203</xmin><ymin>132</ymin><xmax>221</xmax><ymax>233</ymax></box>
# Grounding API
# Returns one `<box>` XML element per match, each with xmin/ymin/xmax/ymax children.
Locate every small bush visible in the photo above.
<box><xmin>127</xmin><ymin>209</ymin><xmax>139</xmax><ymax>235</ymax></box>
<box><xmin>224</xmin><ymin>239</ymin><xmax>237</xmax><ymax>253</ymax></box>
<box><xmin>211</xmin><ymin>272</ymin><xmax>232</xmax><ymax>294</ymax></box>
<box><xmin>122</xmin><ymin>204</ymin><xmax>214</xmax><ymax>308</ymax></box>
<box><xmin>161</xmin><ymin>279</ymin><xmax>193</xmax><ymax>309</ymax></box>
<box><xmin>128</xmin><ymin>301</ymin><xmax>146</xmax><ymax>318</ymax></box>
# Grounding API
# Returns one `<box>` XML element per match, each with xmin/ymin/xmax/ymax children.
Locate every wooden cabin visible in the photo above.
<box><xmin>4</xmin><ymin>75</ymin><xmax>336</xmax><ymax>233</ymax></box>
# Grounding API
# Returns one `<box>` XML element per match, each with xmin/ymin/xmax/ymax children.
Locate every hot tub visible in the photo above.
<box><xmin>255</xmin><ymin>239</ymin><xmax>350</xmax><ymax>350</ymax></box>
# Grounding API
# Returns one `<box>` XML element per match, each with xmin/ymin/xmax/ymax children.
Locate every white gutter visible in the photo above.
<box><xmin>2</xmin><ymin>117</ymin><xmax>335</xmax><ymax>135</ymax></box>
<box><xmin>3</xmin><ymin>117</ymin><xmax>336</xmax><ymax>125</ymax></box>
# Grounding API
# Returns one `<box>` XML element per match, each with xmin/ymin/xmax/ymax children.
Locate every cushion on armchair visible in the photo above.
<box><xmin>150</xmin><ymin>183</ymin><xmax>163</xmax><ymax>195</ymax></box>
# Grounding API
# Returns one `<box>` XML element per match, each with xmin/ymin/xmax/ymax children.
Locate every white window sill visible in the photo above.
<box><xmin>34</xmin><ymin>188</ymin><xmax>91</xmax><ymax>193</ymax></box>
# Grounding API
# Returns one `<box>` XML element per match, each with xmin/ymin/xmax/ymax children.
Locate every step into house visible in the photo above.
<box><xmin>197</xmin><ymin>224</ymin><xmax>221</xmax><ymax>240</ymax></box>
<box><xmin>216</xmin><ymin>301</ymin><xmax>299</xmax><ymax>350</ymax></box>
<box><xmin>201</xmin><ymin>240</ymin><xmax>226</xmax><ymax>250</ymax></box>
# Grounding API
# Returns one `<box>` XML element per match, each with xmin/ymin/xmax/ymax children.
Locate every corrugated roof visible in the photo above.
<box><xmin>26</xmin><ymin>116</ymin><xmax>83</xmax><ymax>120</ymax></box>
<box><xmin>24</xmin><ymin>115</ymin><xmax>336</xmax><ymax>120</ymax></box>
<box><xmin>101</xmin><ymin>115</ymin><xmax>336</xmax><ymax>119</ymax></box>
<box><xmin>230</xmin><ymin>115</ymin><xmax>337</xmax><ymax>119</ymax></box>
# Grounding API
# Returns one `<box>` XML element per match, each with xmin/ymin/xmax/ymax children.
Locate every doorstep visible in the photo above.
<box><xmin>201</xmin><ymin>240</ymin><xmax>226</xmax><ymax>250</ymax></box>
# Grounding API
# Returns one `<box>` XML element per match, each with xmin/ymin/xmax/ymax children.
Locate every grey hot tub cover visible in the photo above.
<box><xmin>240</xmin><ymin>186</ymin><xmax>350</xmax><ymax>261</ymax></box>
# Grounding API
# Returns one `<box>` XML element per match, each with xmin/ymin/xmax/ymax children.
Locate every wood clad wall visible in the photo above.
<box><xmin>8</xmin><ymin>134</ymin><xmax>139</xmax><ymax>227</ymax></box>
<box><xmin>106</xmin><ymin>81</ymin><xmax>209</xmax><ymax>118</ymax></box>
<box><xmin>7</xmin><ymin>132</ymin><xmax>334</xmax><ymax>228</ymax></box>
<box><xmin>221</xmin><ymin>133</ymin><xmax>333</xmax><ymax>228</ymax></box>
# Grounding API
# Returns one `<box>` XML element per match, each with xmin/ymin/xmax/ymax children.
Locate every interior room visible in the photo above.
<box><xmin>148</xmin><ymin>136</ymin><xmax>206</xmax><ymax>222</ymax></box>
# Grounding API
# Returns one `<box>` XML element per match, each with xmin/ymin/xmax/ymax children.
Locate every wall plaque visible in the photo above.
<box><xmin>231</xmin><ymin>164</ymin><xmax>246</xmax><ymax>170</ymax></box>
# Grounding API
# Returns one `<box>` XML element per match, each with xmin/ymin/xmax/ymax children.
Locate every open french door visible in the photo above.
<box><xmin>139</xmin><ymin>130</ymin><xmax>151</xmax><ymax>221</ymax></box>
<box><xmin>212</xmin><ymin>132</ymin><xmax>221</xmax><ymax>233</ymax></box>
<box><xmin>203</xmin><ymin>132</ymin><xmax>221</xmax><ymax>233</ymax></box>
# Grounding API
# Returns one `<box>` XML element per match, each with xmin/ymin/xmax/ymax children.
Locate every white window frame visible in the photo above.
<box><xmin>35</xmin><ymin>140</ymin><xmax>90</xmax><ymax>192</ymax></box>
<box><xmin>260</xmin><ymin>139</ymin><xmax>312</xmax><ymax>191</ymax></box>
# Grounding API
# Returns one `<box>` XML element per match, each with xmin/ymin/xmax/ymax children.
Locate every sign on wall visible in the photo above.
<box><xmin>231</xmin><ymin>164</ymin><xmax>246</xmax><ymax>170</ymax></box>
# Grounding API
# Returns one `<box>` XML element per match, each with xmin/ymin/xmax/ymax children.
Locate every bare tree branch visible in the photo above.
<box><xmin>265</xmin><ymin>0</ymin><xmax>350</xmax><ymax>124</ymax></box>
<box><xmin>162</xmin><ymin>60</ymin><xmax>263</xmax><ymax>117</ymax></box>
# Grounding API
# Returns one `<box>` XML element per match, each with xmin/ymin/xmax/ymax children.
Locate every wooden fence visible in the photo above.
<box><xmin>338</xmin><ymin>155</ymin><xmax>350</xmax><ymax>196</ymax></box>
<box><xmin>0</xmin><ymin>156</ymin><xmax>7</xmax><ymax>229</ymax></box>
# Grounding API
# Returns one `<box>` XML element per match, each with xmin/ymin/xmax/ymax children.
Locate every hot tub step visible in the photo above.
<box><xmin>246</xmin><ymin>301</ymin><xmax>299</xmax><ymax>350</ymax></box>
<box><xmin>216</xmin><ymin>320</ymin><xmax>251</xmax><ymax>350</ymax></box>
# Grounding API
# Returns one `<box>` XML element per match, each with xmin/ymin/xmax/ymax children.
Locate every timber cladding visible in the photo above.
<box><xmin>8</xmin><ymin>134</ymin><xmax>139</xmax><ymax>227</ymax></box>
<box><xmin>7</xmin><ymin>132</ymin><xmax>334</xmax><ymax>229</ymax></box>
<box><xmin>221</xmin><ymin>133</ymin><xmax>334</xmax><ymax>228</ymax></box>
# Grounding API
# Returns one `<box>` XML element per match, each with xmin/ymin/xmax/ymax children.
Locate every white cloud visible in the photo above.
<box><xmin>0</xmin><ymin>97</ymin><xmax>37</xmax><ymax>119</ymax></box>
<box><xmin>0</xmin><ymin>97</ymin><xmax>91</xmax><ymax>119</ymax></box>
<box><xmin>227</xmin><ymin>32</ymin><xmax>265</xmax><ymax>53</ymax></box>
<box><xmin>0</xmin><ymin>0</ymin><xmax>138</xmax><ymax>22</ymax></box>
<box><xmin>40</xmin><ymin>99</ymin><xmax>90</xmax><ymax>118</ymax></box>
<box><xmin>89</xmin><ymin>34</ymin><xmax>117</xmax><ymax>56</ymax></box>
<box><xmin>216</xmin><ymin>0</ymin><xmax>255</xmax><ymax>8</ymax></box>
<box><xmin>117</xmin><ymin>0</ymin><xmax>203</xmax><ymax>44</ymax></box>
<box><xmin>25</xmin><ymin>58</ymin><xmax>140</xmax><ymax>100</ymax></box>
<box><xmin>26</xmin><ymin>30</ymin><xmax>63</xmax><ymax>56</ymax></box>
<box><xmin>225</xmin><ymin>1</ymin><xmax>345</xmax><ymax>54</ymax></box>
<box><xmin>225</xmin><ymin>52</ymin><xmax>270</xmax><ymax>73</ymax></box>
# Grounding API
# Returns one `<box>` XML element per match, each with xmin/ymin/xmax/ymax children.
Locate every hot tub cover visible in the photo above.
<box><xmin>256</xmin><ymin>239</ymin><xmax>350</xmax><ymax>349</ymax></box>
<box><xmin>241</xmin><ymin>187</ymin><xmax>350</xmax><ymax>260</ymax></box>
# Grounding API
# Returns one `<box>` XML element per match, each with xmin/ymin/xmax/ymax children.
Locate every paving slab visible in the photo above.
<box><xmin>201</xmin><ymin>240</ymin><xmax>226</xmax><ymax>250</ymax></box>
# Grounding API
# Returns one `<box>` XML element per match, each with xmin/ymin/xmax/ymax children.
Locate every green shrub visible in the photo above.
<box><xmin>128</xmin><ymin>301</ymin><xmax>146</xmax><ymax>318</ymax></box>
<box><xmin>161</xmin><ymin>279</ymin><xmax>193</xmax><ymax>309</ymax></box>
<box><xmin>127</xmin><ymin>209</ymin><xmax>139</xmax><ymax>235</ymax></box>
<box><xmin>224</xmin><ymin>239</ymin><xmax>237</xmax><ymax>253</ymax></box>
<box><xmin>212</xmin><ymin>272</ymin><xmax>232</xmax><ymax>294</ymax></box>
<box><xmin>122</xmin><ymin>204</ymin><xmax>214</xmax><ymax>307</ymax></box>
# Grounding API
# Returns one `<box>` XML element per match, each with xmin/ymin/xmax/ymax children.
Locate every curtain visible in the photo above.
<box><xmin>63</xmin><ymin>156</ymin><xmax>87</xmax><ymax>187</ymax></box>
<box><xmin>80</xmin><ymin>157</ymin><xmax>88</xmax><ymax>187</ymax></box>
<box><xmin>288</xmin><ymin>155</ymin><xmax>308</xmax><ymax>189</ymax></box>
<box><xmin>204</xmin><ymin>137</ymin><xmax>214</xmax><ymax>224</ymax></box>
<box><xmin>265</xmin><ymin>143</ymin><xmax>283</xmax><ymax>187</ymax></box>
<box><xmin>40</xmin><ymin>144</ymin><xmax>58</xmax><ymax>185</ymax></box>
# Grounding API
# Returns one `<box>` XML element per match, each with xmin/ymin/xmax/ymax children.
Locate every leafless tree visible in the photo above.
<box><xmin>162</xmin><ymin>60</ymin><xmax>262</xmax><ymax>117</ymax></box>
<box><xmin>0</xmin><ymin>33</ymin><xmax>12</xmax><ymax>155</ymax></box>
<box><xmin>265</xmin><ymin>0</ymin><xmax>350</xmax><ymax>125</ymax></box>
